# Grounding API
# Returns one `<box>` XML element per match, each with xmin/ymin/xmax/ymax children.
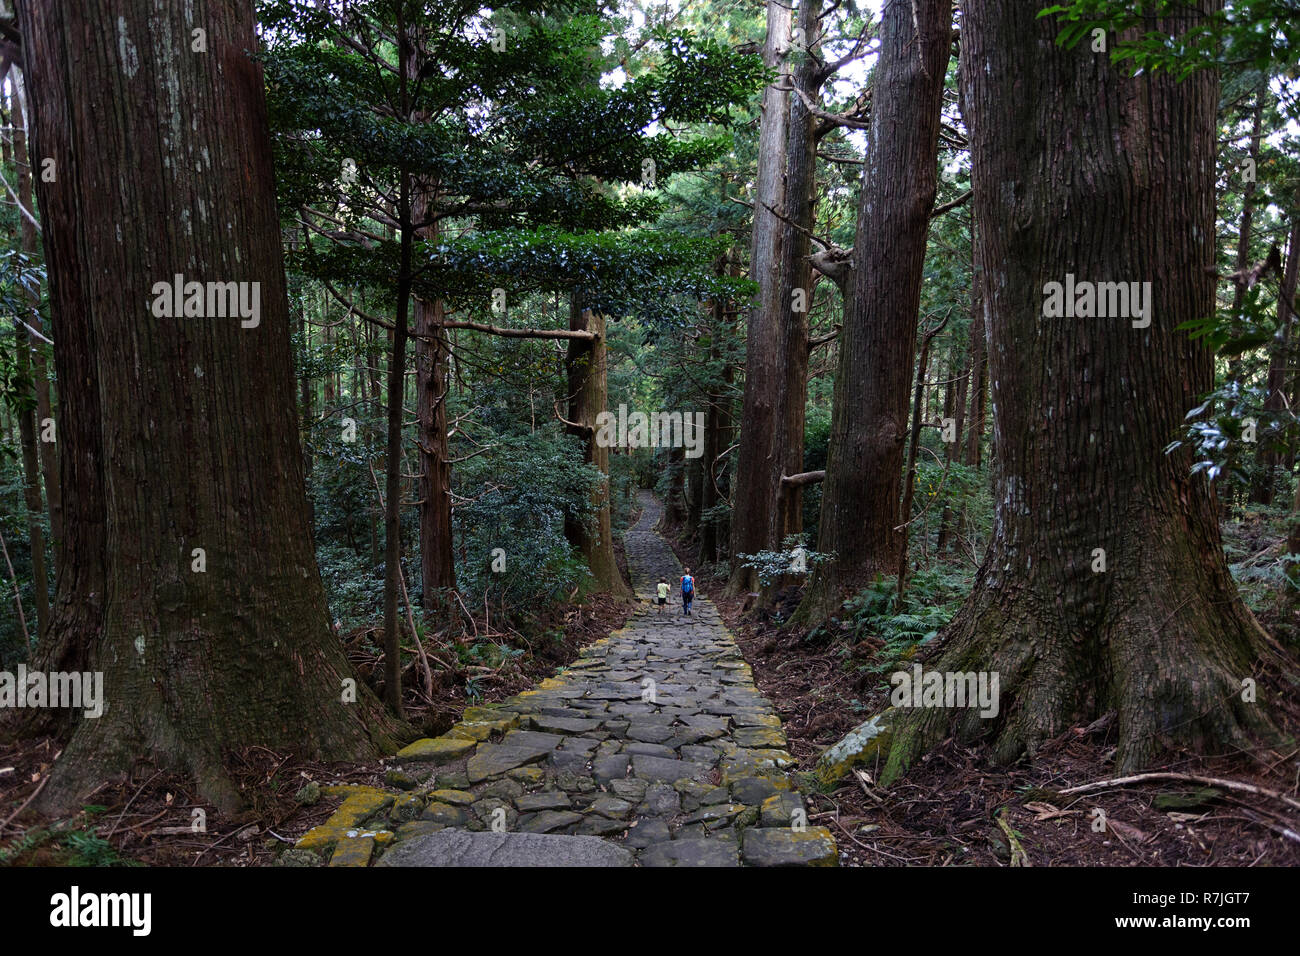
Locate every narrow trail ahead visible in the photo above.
<box><xmin>291</xmin><ymin>492</ymin><xmax>837</xmax><ymax>867</ymax></box>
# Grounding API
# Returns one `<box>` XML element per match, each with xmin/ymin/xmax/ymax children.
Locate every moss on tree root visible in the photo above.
<box><xmin>878</xmin><ymin>589</ymin><xmax>1289</xmax><ymax>787</ymax></box>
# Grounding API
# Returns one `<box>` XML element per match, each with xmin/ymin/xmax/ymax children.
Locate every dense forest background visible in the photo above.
<box><xmin>0</xmin><ymin>0</ymin><xmax>1298</xmax><ymax>867</ymax></box>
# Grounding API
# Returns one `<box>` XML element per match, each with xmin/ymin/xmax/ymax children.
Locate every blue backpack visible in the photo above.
<box><xmin>681</xmin><ymin>575</ymin><xmax>695</xmax><ymax>596</ymax></box>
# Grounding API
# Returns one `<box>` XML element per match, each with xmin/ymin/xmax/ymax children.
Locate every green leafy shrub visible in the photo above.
<box><xmin>452</xmin><ymin>430</ymin><xmax>602</xmax><ymax>620</ymax></box>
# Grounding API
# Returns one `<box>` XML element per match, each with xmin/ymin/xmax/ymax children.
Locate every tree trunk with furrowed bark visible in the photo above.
<box><xmin>794</xmin><ymin>0</ymin><xmax>953</xmax><ymax>624</ymax></box>
<box><xmin>19</xmin><ymin>0</ymin><xmax>403</xmax><ymax>812</ymax></box>
<box><xmin>565</xmin><ymin>294</ymin><xmax>630</xmax><ymax>599</ymax></box>
<box><xmin>881</xmin><ymin>0</ymin><xmax>1285</xmax><ymax>784</ymax></box>
<box><xmin>729</xmin><ymin>0</ymin><xmax>824</xmax><ymax>599</ymax></box>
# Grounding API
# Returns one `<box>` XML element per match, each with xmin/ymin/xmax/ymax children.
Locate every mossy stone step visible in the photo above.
<box><xmin>396</xmin><ymin>736</ymin><xmax>477</xmax><ymax>764</ymax></box>
<box><xmin>375</xmin><ymin>830</ymin><xmax>635</xmax><ymax>867</ymax></box>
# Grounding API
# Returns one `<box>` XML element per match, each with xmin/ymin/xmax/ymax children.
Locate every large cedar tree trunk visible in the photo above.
<box><xmin>7</xmin><ymin>75</ymin><xmax>49</xmax><ymax>640</ymax></box>
<box><xmin>881</xmin><ymin>0</ymin><xmax>1284</xmax><ymax>784</ymax></box>
<box><xmin>965</xmin><ymin>235</ymin><xmax>988</xmax><ymax>470</ymax></box>
<box><xmin>726</xmin><ymin>0</ymin><xmax>794</xmax><ymax>596</ymax></box>
<box><xmin>565</xmin><ymin>297</ymin><xmax>631</xmax><ymax>598</ymax></box>
<box><xmin>770</xmin><ymin>0</ymin><xmax>820</xmax><ymax>554</ymax></box>
<box><xmin>686</xmin><ymin>446</ymin><xmax>704</xmax><ymax>536</ymax></box>
<box><xmin>20</xmin><ymin>0</ymin><xmax>402</xmax><ymax>811</ymax></box>
<box><xmin>13</xmin><ymin>75</ymin><xmax>60</xmax><ymax>557</ymax></box>
<box><xmin>410</xmin><ymin>177</ymin><xmax>455</xmax><ymax>621</ymax></box>
<box><xmin>795</xmin><ymin>0</ymin><xmax>953</xmax><ymax>623</ymax></box>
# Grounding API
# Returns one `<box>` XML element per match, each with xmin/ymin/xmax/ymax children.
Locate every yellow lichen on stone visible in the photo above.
<box><xmin>300</xmin><ymin>791</ymin><xmax>395</xmax><ymax>852</ymax></box>
<box><xmin>814</xmin><ymin>709</ymin><xmax>895</xmax><ymax>788</ymax></box>
<box><xmin>720</xmin><ymin>750</ymin><xmax>796</xmax><ymax>785</ymax></box>
<box><xmin>446</xmin><ymin>722</ymin><xmax>495</xmax><ymax>741</ymax></box>
<box><xmin>332</xmin><ymin>789</ymin><xmax>395</xmax><ymax>829</ymax></box>
<box><xmin>736</xmin><ymin>727</ymin><xmax>787</xmax><ymax>748</ymax></box>
<box><xmin>509</xmin><ymin>766</ymin><xmax>546</xmax><ymax>786</ymax></box>
<box><xmin>427</xmin><ymin>788</ymin><xmax>474</xmax><ymax>806</ymax></box>
<box><xmin>299</xmin><ymin>785</ymin><xmax>395</xmax><ymax>851</ymax></box>
<box><xmin>389</xmin><ymin>794</ymin><xmax>424</xmax><ymax>822</ymax></box>
<box><xmin>395</xmin><ymin>736</ymin><xmax>477</xmax><ymax>763</ymax></box>
<box><xmin>296</xmin><ymin>824</ymin><xmax>348</xmax><ymax>852</ymax></box>
<box><xmin>748</xmin><ymin>749</ymin><xmax>795</xmax><ymax>767</ymax></box>
<box><xmin>321</xmin><ymin>783</ymin><xmax>389</xmax><ymax>798</ymax></box>
<box><xmin>797</xmin><ymin>827</ymin><xmax>839</xmax><ymax>866</ymax></box>
<box><xmin>744</xmin><ymin>827</ymin><xmax>838</xmax><ymax>866</ymax></box>
<box><xmin>328</xmin><ymin>834</ymin><xmax>375</xmax><ymax>867</ymax></box>
<box><xmin>720</xmin><ymin>762</ymin><xmax>761</xmax><ymax>786</ymax></box>
<box><xmin>462</xmin><ymin>706</ymin><xmax>520</xmax><ymax>727</ymax></box>
<box><xmin>790</xmin><ymin>832</ymin><xmax>842</xmax><ymax>868</ymax></box>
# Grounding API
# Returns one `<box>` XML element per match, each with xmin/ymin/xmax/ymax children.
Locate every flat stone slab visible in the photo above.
<box><xmin>501</xmin><ymin>730</ymin><xmax>565</xmax><ymax>750</ymax></box>
<box><xmin>328</xmin><ymin>835</ymin><xmax>375</xmax><ymax>867</ymax></box>
<box><xmin>741</xmin><ymin>827</ymin><xmax>838</xmax><ymax>867</ymax></box>
<box><xmin>395</xmin><ymin>736</ymin><xmax>476</xmax><ymax>764</ymax></box>
<box><xmin>515</xmin><ymin>791</ymin><xmax>572</xmax><ymax>812</ymax></box>
<box><xmin>733</xmin><ymin>726</ymin><xmax>787</xmax><ymax>749</ymax></box>
<box><xmin>420</xmin><ymin>802</ymin><xmax>469</xmax><ymax>827</ymax></box>
<box><xmin>638</xmin><ymin>837</ymin><xmax>740</xmax><ymax>867</ymax></box>
<box><xmin>529</xmin><ymin>715</ymin><xmax>603</xmax><ymax>734</ymax></box>
<box><xmin>466</xmin><ymin>742</ymin><xmax>554</xmax><ymax>783</ymax></box>
<box><xmin>593</xmin><ymin>754</ymin><xmax>630</xmax><ymax>784</ymax></box>
<box><xmin>520</xmin><ymin>810</ymin><xmax>583</xmax><ymax>833</ymax></box>
<box><xmin>376</xmin><ymin>830</ymin><xmax>635</xmax><ymax>867</ymax></box>
<box><xmin>589</xmin><ymin>795</ymin><xmax>633</xmax><ymax>819</ymax></box>
<box><xmin>631</xmin><ymin>754</ymin><xmax>710</xmax><ymax>783</ymax></box>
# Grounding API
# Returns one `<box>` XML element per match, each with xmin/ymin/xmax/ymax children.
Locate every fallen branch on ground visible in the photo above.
<box><xmin>996</xmin><ymin>808</ymin><xmax>1031</xmax><ymax>867</ymax></box>
<box><xmin>0</xmin><ymin>773</ymin><xmax>48</xmax><ymax>832</ymax></box>
<box><xmin>1058</xmin><ymin>772</ymin><xmax>1300</xmax><ymax>814</ymax></box>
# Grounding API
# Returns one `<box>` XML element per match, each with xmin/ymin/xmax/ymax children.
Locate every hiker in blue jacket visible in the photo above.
<box><xmin>680</xmin><ymin>568</ymin><xmax>695</xmax><ymax>617</ymax></box>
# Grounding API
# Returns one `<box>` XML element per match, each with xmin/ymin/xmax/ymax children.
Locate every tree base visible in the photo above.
<box><xmin>33</xmin><ymin>633</ymin><xmax>408</xmax><ymax>817</ymax></box>
<box><xmin>36</xmin><ymin>705</ymin><xmax>406</xmax><ymax>817</ymax></box>
<box><xmin>879</xmin><ymin>566</ymin><xmax>1292</xmax><ymax>786</ymax></box>
<box><xmin>788</xmin><ymin>560</ymin><xmax>892</xmax><ymax>629</ymax></box>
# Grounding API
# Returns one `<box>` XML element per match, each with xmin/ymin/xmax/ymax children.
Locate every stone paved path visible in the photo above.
<box><xmin>287</xmin><ymin>492</ymin><xmax>836</xmax><ymax>867</ymax></box>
